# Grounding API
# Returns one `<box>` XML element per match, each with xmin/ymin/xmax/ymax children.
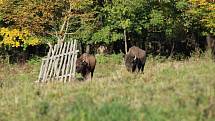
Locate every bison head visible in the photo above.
<box><xmin>124</xmin><ymin>54</ymin><xmax>138</xmax><ymax>72</ymax></box>
<box><xmin>76</xmin><ymin>59</ymin><xmax>89</xmax><ymax>73</ymax></box>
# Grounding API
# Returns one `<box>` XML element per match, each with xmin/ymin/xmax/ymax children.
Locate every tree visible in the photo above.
<box><xmin>187</xmin><ymin>0</ymin><xmax>215</xmax><ymax>35</ymax></box>
<box><xmin>1</xmin><ymin>0</ymin><xmax>214</xmax><ymax>57</ymax></box>
<box><xmin>0</xmin><ymin>0</ymin><xmax>96</xmax><ymax>45</ymax></box>
<box><xmin>99</xmin><ymin>0</ymin><xmax>145</xmax><ymax>53</ymax></box>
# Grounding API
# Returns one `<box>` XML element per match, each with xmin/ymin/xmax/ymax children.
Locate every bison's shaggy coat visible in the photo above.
<box><xmin>124</xmin><ymin>46</ymin><xmax>146</xmax><ymax>73</ymax></box>
<box><xmin>76</xmin><ymin>53</ymin><xmax>96</xmax><ymax>80</ymax></box>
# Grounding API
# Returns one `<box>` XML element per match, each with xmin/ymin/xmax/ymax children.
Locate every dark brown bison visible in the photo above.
<box><xmin>76</xmin><ymin>53</ymin><xmax>96</xmax><ymax>80</ymax></box>
<box><xmin>124</xmin><ymin>46</ymin><xmax>146</xmax><ymax>72</ymax></box>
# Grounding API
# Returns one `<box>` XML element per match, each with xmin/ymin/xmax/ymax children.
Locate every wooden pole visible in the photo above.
<box><xmin>124</xmin><ymin>29</ymin><xmax>128</xmax><ymax>54</ymax></box>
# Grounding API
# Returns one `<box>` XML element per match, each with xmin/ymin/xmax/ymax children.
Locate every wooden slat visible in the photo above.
<box><xmin>66</xmin><ymin>41</ymin><xmax>74</xmax><ymax>82</ymax></box>
<box><xmin>72</xmin><ymin>40</ymin><xmax>78</xmax><ymax>77</ymax></box>
<box><xmin>49</xmin><ymin>44</ymin><xmax>60</xmax><ymax>81</ymax></box>
<box><xmin>65</xmin><ymin>41</ymin><xmax>73</xmax><ymax>82</ymax></box>
<box><xmin>69</xmin><ymin>40</ymin><xmax>77</xmax><ymax>82</ymax></box>
<box><xmin>44</xmin><ymin>44</ymin><xmax>58</xmax><ymax>82</ymax></box>
<box><xmin>37</xmin><ymin>59</ymin><xmax>45</xmax><ymax>82</ymax></box>
<box><xmin>53</xmin><ymin>43</ymin><xmax>63</xmax><ymax>80</ymax></box>
<box><xmin>56</xmin><ymin>43</ymin><xmax>66</xmax><ymax>82</ymax></box>
<box><xmin>69</xmin><ymin>40</ymin><xmax>75</xmax><ymax>82</ymax></box>
<box><xmin>61</xmin><ymin>42</ymin><xmax>70</xmax><ymax>82</ymax></box>
<box><xmin>41</xmin><ymin>47</ymin><xmax>52</xmax><ymax>82</ymax></box>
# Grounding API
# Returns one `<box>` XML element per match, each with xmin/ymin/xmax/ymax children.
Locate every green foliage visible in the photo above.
<box><xmin>96</xmin><ymin>54</ymin><xmax>123</xmax><ymax>64</ymax></box>
<box><xmin>0</xmin><ymin>13</ymin><xmax>2</xmax><ymax>22</ymax></box>
<box><xmin>92</xmin><ymin>26</ymin><xmax>111</xmax><ymax>44</ymax></box>
<box><xmin>27</xmin><ymin>56</ymin><xmax>42</xmax><ymax>65</ymax></box>
<box><xmin>0</xmin><ymin>0</ymin><xmax>95</xmax><ymax>43</ymax></box>
<box><xmin>111</xmin><ymin>32</ymin><xmax>123</xmax><ymax>42</ymax></box>
<box><xmin>147</xmin><ymin>10</ymin><xmax>165</xmax><ymax>29</ymax></box>
<box><xmin>186</xmin><ymin>0</ymin><xmax>215</xmax><ymax>35</ymax></box>
<box><xmin>176</xmin><ymin>1</ymin><xmax>189</xmax><ymax>10</ymax></box>
<box><xmin>0</xmin><ymin>0</ymin><xmax>215</xmax><ymax>55</ymax></box>
<box><xmin>92</xmin><ymin>26</ymin><xmax>123</xmax><ymax>44</ymax></box>
<box><xmin>37</xmin><ymin>101</ymin><xmax>50</xmax><ymax>116</ymax></box>
<box><xmin>76</xmin><ymin>24</ymin><xmax>94</xmax><ymax>44</ymax></box>
<box><xmin>96</xmin><ymin>55</ymin><xmax>109</xmax><ymax>64</ymax></box>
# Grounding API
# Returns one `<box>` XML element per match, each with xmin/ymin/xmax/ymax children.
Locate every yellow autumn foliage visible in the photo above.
<box><xmin>188</xmin><ymin>0</ymin><xmax>215</xmax><ymax>35</ymax></box>
<box><xmin>0</xmin><ymin>27</ymin><xmax>40</xmax><ymax>47</ymax></box>
<box><xmin>0</xmin><ymin>0</ymin><xmax>3</xmax><ymax>4</ymax></box>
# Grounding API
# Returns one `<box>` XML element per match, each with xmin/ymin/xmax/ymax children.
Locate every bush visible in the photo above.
<box><xmin>96</xmin><ymin>53</ymin><xmax>123</xmax><ymax>64</ymax></box>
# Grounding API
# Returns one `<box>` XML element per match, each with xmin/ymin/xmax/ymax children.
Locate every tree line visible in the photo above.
<box><xmin>0</xmin><ymin>0</ymin><xmax>214</xmax><ymax>63</ymax></box>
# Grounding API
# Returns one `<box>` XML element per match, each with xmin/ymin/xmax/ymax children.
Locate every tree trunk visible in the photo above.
<box><xmin>86</xmin><ymin>44</ymin><xmax>90</xmax><ymax>54</ymax></box>
<box><xmin>124</xmin><ymin>29</ymin><xmax>128</xmax><ymax>54</ymax></box>
<box><xmin>207</xmin><ymin>34</ymin><xmax>215</xmax><ymax>60</ymax></box>
<box><xmin>169</xmin><ymin>41</ymin><xmax>175</xmax><ymax>58</ymax></box>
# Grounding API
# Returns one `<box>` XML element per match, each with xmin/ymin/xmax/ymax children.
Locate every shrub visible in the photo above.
<box><xmin>0</xmin><ymin>27</ymin><xmax>40</xmax><ymax>48</ymax></box>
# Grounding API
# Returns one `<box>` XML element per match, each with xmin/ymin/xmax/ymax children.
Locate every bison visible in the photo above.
<box><xmin>76</xmin><ymin>53</ymin><xmax>96</xmax><ymax>80</ymax></box>
<box><xmin>124</xmin><ymin>46</ymin><xmax>146</xmax><ymax>73</ymax></box>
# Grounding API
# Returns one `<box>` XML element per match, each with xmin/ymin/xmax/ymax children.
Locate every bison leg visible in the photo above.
<box><xmin>90</xmin><ymin>68</ymin><xmax>95</xmax><ymax>80</ymax></box>
<box><xmin>132</xmin><ymin>65</ymin><xmax>136</xmax><ymax>72</ymax></box>
<box><xmin>137</xmin><ymin>63</ymin><xmax>142</xmax><ymax>72</ymax></box>
<box><xmin>81</xmin><ymin>71</ymin><xmax>90</xmax><ymax>81</ymax></box>
<box><xmin>141</xmin><ymin>63</ymin><xmax>145</xmax><ymax>73</ymax></box>
<box><xmin>83</xmin><ymin>73</ymin><xmax>91</xmax><ymax>81</ymax></box>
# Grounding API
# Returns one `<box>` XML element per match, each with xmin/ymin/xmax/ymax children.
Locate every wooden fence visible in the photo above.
<box><xmin>37</xmin><ymin>40</ymin><xmax>79</xmax><ymax>83</ymax></box>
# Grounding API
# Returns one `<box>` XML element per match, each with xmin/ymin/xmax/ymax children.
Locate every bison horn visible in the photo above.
<box><xmin>134</xmin><ymin>55</ymin><xmax>137</xmax><ymax>60</ymax></box>
<box><xmin>82</xmin><ymin>60</ymin><xmax>85</xmax><ymax>62</ymax></box>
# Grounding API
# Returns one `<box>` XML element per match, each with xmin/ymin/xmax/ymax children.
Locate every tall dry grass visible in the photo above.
<box><xmin>0</xmin><ymin>53</ymin><xmax>214</xmax><ymax>121</ymax></box>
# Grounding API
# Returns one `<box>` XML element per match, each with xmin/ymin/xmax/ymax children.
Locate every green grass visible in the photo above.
<box><xmin>0</xmin><ymin>54</ymin><xmax>214</xmax><ymax>121</ymax></box>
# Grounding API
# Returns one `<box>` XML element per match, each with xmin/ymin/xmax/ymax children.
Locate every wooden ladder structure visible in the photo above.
<box><xmin>37</xmin><ymin>40</ymin><xmax>79</xmax><ymax>83</ymax></box>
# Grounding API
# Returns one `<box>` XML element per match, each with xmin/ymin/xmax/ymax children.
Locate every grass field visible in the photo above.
<box><xmin>0</xmin><ymin>53</ymin><xmax>214</xmax><ymax>121</ymax></box>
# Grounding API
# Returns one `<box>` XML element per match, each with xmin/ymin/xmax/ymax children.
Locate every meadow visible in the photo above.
<box><xmin>0</xmin><ymin>53</ymin><xmax>214</xmax><ymax>121</ymax></box>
